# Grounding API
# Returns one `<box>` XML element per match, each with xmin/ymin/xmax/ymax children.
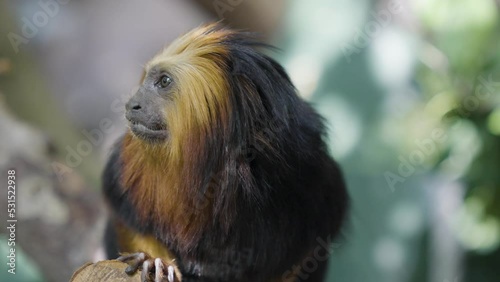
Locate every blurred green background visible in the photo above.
<box><xmin>0</xmin><ymin>0</ymin><xmax>499</xmax><ymax>281</ymax></box>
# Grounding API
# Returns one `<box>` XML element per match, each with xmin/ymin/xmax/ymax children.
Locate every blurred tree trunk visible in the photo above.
<box><xmin>0</xmin><ymin>3</ymin><xmax>106</xmax><ymax>282</ymax></box>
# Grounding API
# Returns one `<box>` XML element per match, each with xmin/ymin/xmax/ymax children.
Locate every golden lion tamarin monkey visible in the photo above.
<box><xmin>102</xmin><ymin>24</ymin><xmax>348</xmax><ymax>282</ymax></box>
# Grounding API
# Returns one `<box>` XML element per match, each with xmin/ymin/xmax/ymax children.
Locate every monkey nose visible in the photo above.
<box><xmin>126</xmin><ymin>100</ymin><xmax>142</xmax><ymax>112</ymax></box>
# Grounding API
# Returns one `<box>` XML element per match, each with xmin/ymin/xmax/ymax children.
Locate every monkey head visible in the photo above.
<box><xmin>125</xmin><ymin>24</ymin><xmax>232</xmax><ymax>145</ymax></box>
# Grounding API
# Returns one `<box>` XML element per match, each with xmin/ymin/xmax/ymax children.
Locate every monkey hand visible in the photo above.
<box><xmin>117</xmin><ymin>252</ymin><xmax>182</xmax><ymax>282</ymax></box>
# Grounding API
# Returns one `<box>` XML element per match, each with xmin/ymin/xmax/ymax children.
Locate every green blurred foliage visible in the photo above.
<box><xmin>280</xmin><ymin>0</ymin><xmax>499</xmax><ymax>281</ymax></box>
<box><xmin>414</xmin><ymin>0</ymin><xmax>500</xmax><ymax>280</ymax></box>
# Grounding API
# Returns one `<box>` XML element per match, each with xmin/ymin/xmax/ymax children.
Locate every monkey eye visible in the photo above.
<box><xmin>156</xmin><ymin>75</ymin><xmax>172</xmax><ymax>89</ymax></box>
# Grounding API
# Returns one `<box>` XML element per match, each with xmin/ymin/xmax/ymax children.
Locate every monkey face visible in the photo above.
<box><xmin>125</xmin><ymin>67</ymin><xmax>171</xmax><ymax>142</ymax></box>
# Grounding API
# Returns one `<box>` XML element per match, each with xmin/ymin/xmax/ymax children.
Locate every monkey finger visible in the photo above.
<box><xmin>167</xmin><ymin>265</ymin><xmax>175</xmax><ymax>282</ymax></box>
<box><xmin>142</xmin><ymin>260</ymin><xmax>154</xmax><ymax>282</ymax></box>
<box><xmin>117</xmin><ymin>252</ymin><xmax>149</xmax><ymax>275</ymax></box>
<box><xmin>154</xmin><ymin>258</ymin><xmax>165</xmax><ymax>282</ymax></box>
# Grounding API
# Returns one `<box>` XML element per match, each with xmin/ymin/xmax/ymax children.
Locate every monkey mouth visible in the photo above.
<box><xmin>128</xmin><ymin>120</ymin><xmax>168</xmax><ymax>141</ymax></box>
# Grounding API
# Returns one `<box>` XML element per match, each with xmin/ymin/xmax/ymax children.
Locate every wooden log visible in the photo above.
<box><xmin>70</xmin><ymin>260</ymin><xmax>140</xmax><ymax>282</ymax></box>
